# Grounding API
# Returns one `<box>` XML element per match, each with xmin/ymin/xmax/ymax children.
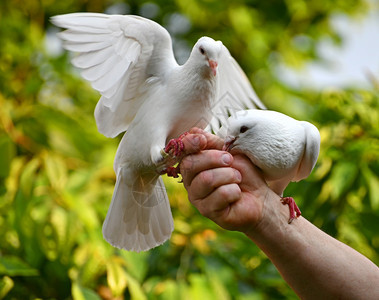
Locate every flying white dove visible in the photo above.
<box><xmin>51</xmin><ymin>13</ymin><xmax>265</xmax><ymax>251</ymax></box>
<box><xmin>221</xmin><ymin>109</ymin><xmax>320</xmax><ymax>223</ymax></box>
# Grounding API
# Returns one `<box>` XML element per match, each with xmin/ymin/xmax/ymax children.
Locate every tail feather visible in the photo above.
<box><xmin>102</xmin><ymin>166</ymin><xmax>174</xmax><ymax>252</ymax></box>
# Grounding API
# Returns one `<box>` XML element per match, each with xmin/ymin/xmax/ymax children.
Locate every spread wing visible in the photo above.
<box><xmin>51</xmin><ymin>13</ymin><xmax>178</xmax><ymax>137</ymax></box>
<box><xmin>208</xmin><ymin>45</ymin><xmax>266</xmax><ymax>133</ymax></box>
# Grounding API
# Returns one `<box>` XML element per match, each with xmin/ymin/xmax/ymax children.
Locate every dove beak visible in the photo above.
<box><xmin>223</xmin><ymin>135</ymin><xmax>236</xmax><ymax>152</ymax></box>
<box><xmin>208</xmin><ymin>59</ymin><xmax>218</xmax><ymax>76</ymax></box>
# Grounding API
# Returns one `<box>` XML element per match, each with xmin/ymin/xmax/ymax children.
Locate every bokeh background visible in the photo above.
<box><xmin>0</xmin><ymin>0</ymin><xmax>378</xmax><ymax>299</ymax></box>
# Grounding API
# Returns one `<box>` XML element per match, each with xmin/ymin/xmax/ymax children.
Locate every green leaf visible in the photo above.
<box><xmin>0</xmin><ymin>256</ymin><xmax>38</xmax><ymax>276</ymax></box>
<box><xmin>362</xmin><ymin>166</ymin><xmax>379</xmax><ymax>210</ymax></box>
<box><xmin>209</xmin><ymin>273</ymin><xmax>231</xmax><ymax>300</ymax></box>
<box><xmin>188</xmin><ymin>274</ymin><xmax>215</xmax><ymax>300</ymax></box>
<box><xmin>0</xmin><ymin>276</ymin><xmax>14</xmax><ymax>299</ymax></box>
<box><xmin>120</xmin><ymin>251</ymin><xmax>148</xmax><ymax>282</ymax></box>
<box><xmin>19</xmin><ymin>157</ymin><xmax>40</xmax><ymax>197</ymax></box>
<box><xmin>125</xmin><ymin>272</ymin><xmax>147</xmax><ymax>300</ymax></box>
<box><xmin>0</xmin><ymin>135</ymin><xmax>16</xmax><ymax>179</ymax></box>
<box><xmin>43</xmin><ymin>152</ymin><xmax>67</xmax><ymax>192</ymax></box>
<box><xmin>106</xmin><ymin>257</ymin><xmax>128</xmax><ymax>297</ymax></box>
<box><xmin>328</xmin><ymin>161</ymin><xmax>358</xmax><ymax>201</ymax></box>
<box><xmin>72</xmin><ymin>282</ymin><xmax>101</xmax><ymax>300</ymax></box>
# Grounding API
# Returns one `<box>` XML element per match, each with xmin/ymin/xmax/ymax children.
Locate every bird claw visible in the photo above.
<box><xmin>280</xmin><ymin>197</ymin><xmax>301</xmax><ymax>224</ymax></box>
<box><xmin>157</xmin><ymin>132</ymin><xmax>189</xmax><ymax>179</ymax></box>
<box><xmin>159</xmin><ymin>166</ymin><xmax>180</xmax><ymax>178</ymax></box>
<box><xmin>164</xmin><ymin>132</ymin><xmax>189</xmax><ymax>157</ymax></box>
<box><xmin>160</xmin><ymin>148</ymin><xmax>169</xmax><ymax>159</ymax></box>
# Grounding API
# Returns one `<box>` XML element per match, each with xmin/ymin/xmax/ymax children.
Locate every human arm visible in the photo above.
<box><xmin>180</xmin><ymin>129</ymin><xmax>379</xmax><ymax>300</ymax></box>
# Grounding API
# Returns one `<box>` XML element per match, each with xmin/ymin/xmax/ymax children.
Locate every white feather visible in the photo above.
<box><xmin>62</xmin><ymin>40</ymin><xmax>111</xmax><ymax>52</ymax></box>
<box><xmin>71</xmin><ymin>48</ymin><xmax>114</xmax><ymax>69</ymax></box>
<box><xmin>58</xmin><ymin>30</ymin><xmax>110</xmax><ymax>43</ymax></box>
<box><xmin>207</xmin><ymin>46</ymin><xmax>266</xmax><ymax>133</ymax></box>
<box><xmin>52</xmin><ymin>13</ymin><xmax>111</xmax><ymax>29</ymax></box>
<box><xmin>102</xmin><ymin>166</ymin><xmax>173</xmax><ymax>252</ymax></box>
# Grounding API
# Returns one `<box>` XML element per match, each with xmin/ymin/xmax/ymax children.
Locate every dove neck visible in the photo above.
<box><xmin>178</xmin><ymin>60</ymin><xmax>216</xmax><ymax>98</ymax></box>
<box><xmin>177</xmin><ymin>64</ymin><xmax>216</xmax><ymax>108</ymax></box>
<box><xmin>183</xmin><ymin>54</ymin><xmax>215</xmax><ymax>80</ymax></box>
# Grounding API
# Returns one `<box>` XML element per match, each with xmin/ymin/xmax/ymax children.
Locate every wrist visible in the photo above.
<box><xmin>244</xmin><ymin>189</ymin><xmax>297</xmax><ymax>243</ymax></box>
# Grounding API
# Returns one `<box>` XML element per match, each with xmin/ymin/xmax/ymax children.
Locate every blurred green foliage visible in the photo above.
<box><xmin>0</xmin><ymin>0</ymin><xmax>378</xmax><ymax>299</ymax></box>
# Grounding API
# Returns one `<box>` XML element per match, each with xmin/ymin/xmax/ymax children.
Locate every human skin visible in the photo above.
<box><xmin>179</xmin><ymin>129</ymin><xmax>379</xmax><ymax>300</ymax></box>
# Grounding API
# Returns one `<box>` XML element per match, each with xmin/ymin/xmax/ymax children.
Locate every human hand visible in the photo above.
<box><xmin>180</xmin><ymin>128</ymin><xmax>275</xmax><ymax>235</ymax></box>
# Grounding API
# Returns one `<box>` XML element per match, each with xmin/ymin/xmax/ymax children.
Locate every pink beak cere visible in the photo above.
<box><xmin>208</xmin><ymin>60</ymin><xmax>218</xmax><ymax>76</ymax></box>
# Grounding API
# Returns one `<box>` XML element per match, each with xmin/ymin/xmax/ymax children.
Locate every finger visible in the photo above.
<box><xmin>189</xmin><ymin>127</ymin><xmax>224</xmax><ymax>150</ymax></box>
<box><xmin>188</xmin><ymin>167</ymin><xmax>242</xmax><ymax>200</ymax></box>
<box><xmin>192</xmin><ymin>183</ymin><xmax>242</xmax><ymax>219</ymax></box>
<box><xmin>231</xmin><ymin>155</ymin><xmax>267</xmax><ymax>193</ymax></box>
<box><xmin>180</xmin><ymin>150</ymin><xmax>233</xmax><ymax>187</ymax></box>
<box><xmin>181</xmin><ymin>133</ymin><xmax>207</xmax><ymax>155</ymax></box>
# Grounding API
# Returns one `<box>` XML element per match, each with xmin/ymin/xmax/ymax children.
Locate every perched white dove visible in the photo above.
<box><xmin>51</xmin><ymin>13</ymin><xmax>265</xmax><ymax>251</ymax></box>
<box><xmin>221</xmin><ymin>109</ymin><xmax>320</xmax><ymax>223</ymax></box>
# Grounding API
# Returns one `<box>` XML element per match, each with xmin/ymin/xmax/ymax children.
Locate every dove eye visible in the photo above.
<box><xmin>240</xmin><ymin>126</ymin><xmax>249</xmax><ymax>133</ymax></box>
<box><xmin>199</xmin><ymin>46</ymin><xmax>205</xmax><ymax>55</ymax></box>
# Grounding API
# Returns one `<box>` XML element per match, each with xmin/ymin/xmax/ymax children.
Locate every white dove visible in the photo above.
<box><xmin>51</xmin><ymin>13</ymin><xmax>265</xmax><ymax>251</ymax></box>
<box><xmin>221</xmin><ymin>109</ymin><xmax>320</xmax><ymax>223</ymax></box>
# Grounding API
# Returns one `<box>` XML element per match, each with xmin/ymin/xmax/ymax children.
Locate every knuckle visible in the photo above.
<box><xmin>223</xmin><ymin>168</ymin><xmax>239</xmax><ymax>183</ymax></box>
<box><xmin>187</xmin><ymin>193</ymin><xmax>196</xmax><ymax>204</ymax></box>
<box><xmin>195</xmin><ymin>201</ymin><xmax>211</xmax><ymax>218</ymax></box>
<box><xmin>180</xmin><ymin>155</ymin><xmax>192</xmax><ymax>171</ymax></box>
<box><xmin>217</xmin><ymin>185</ymin><xmax>231</xmax><ymax>199</ymax></box>
<box><xmin>217</xmin><ymin>184</ymin><xmax>240</xmax><ymax>202</ymax></box>
<box><xmin>198</xmin><ymin>170</ymin><xmax>214</xmax><ymax>187</ymax></box>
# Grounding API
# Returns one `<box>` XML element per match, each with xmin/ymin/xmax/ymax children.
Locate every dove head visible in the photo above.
<box><xmin>222</xmin><ymin>110</ymin><xmax>259</xmax><ymax>152</ymax></box>
<box><xmin>192</xmin><ymin>36</ymin><xmax>223</xmax><ymax>76</ymax></box>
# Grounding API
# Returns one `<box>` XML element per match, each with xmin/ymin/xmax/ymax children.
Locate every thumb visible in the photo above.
<box><xmin>231</xmin><ymin>155</ymin><xmax>268</xmax><ymax>194</ymax></box>
<box><xmin>189</xmin><ymin>127</ymin><xmax>224</xmax><ymax>150</ymax></box>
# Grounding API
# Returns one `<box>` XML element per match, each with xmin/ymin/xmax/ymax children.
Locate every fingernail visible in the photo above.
<box><xmin>222</xmin><ymin>153</ymin><xmax>232</xmax><ymax>165</ymax></box>
<box><xmin>192</xmin><ymin>136</ymin><xmax>200</xmax><ymax>146</ymax></box>
<box><xmin>234</xmin><ymin>170</ymin><xmax>242</xmax><ymax>182</ymax></box>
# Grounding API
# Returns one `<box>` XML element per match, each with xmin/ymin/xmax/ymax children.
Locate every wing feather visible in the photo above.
<box><xmin>58</xmin><ymin>30</ymin><xmax>111</xmax><ymax>43</ymax></box>
<box><xmin>90</xmin><ymin>58</ymin><xmax>131</xmax><ymax>92</ymax></box>
<box><xmin>209</xmin><ymin>45</ymin><xmax>266</xmax><ymax>133</ymax></box>
<box><xmin>52</xmin><ymin>13</ymin><xmax>111</xmax><ymax>30</ymax></box>
<box><xmin>51</xmin><ymin>13</ymin><xmax>177</xmax><ymax>137</ymax></box>
<box><xmin>71</xmin><ymin>47</ymin><xmax>114</xmax><ymax>68</ymax></box>
<box><xmin>80</xmin><ymin>55</ymin><xmax>122</xmax><ymax>81</ymax></box>
<box><xmin>61</xmin><ymin>40</ymin><xmax>111</xmax><ymax>52</ymax></box>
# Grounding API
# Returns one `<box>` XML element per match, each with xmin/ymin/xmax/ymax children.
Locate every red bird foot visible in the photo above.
<box><xmin>164</xmin><ymin>132</ymin><xmax>189</xmax><ymax>157</ymax></box>
<box><xmin>160</xmin><ymin>166</ymin><xmax>180</xmax><ymax>178</ymax></box>
<box><xmin>281</xmin><ymin>197</ymin><xmax>301</xmax><ymax>224</ymax></box>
